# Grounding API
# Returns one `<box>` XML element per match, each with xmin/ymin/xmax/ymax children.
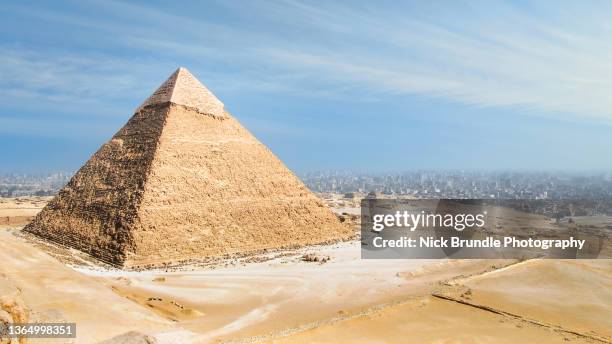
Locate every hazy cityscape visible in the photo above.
<box><xmin>301</xmin><ymin>170</ymin><xmax>612</xmax><ymax>199</ymax></box>
<box><xmin>0</xmin><ymin>172</ymin><xmax>72</xmax><ymax>197</ymax></box>
<box><xmin>4</xmin><ymin>170</ymin><xmax>612</xmax><ymax>200</ymax></box>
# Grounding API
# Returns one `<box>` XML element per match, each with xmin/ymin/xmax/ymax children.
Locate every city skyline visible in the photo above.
<box><xmin>4</xmin><ymin>170</ymin><xmax>612</xmax><ymax>200</ymax></box>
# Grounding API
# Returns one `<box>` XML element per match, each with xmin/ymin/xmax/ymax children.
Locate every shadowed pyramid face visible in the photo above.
<box><xmin>24</xmin><ymin>68</ymin><xmax>351</xmax><ymax>269</ymax></box>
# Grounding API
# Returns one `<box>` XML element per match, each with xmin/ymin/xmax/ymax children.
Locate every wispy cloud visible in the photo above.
<box><xmin>240</xmin><ymin>0</ymin><xmax>612</xmax><ymax>122</ymax></box>
<box><xmin>3</xmin><ymin>0</ymin><xmax>612</xmax><ymax>123</ymax></box>
<box><xmin>0</xmin><ymin>46</ymin><xmax>172</xmax><ymax>116</ymax></box>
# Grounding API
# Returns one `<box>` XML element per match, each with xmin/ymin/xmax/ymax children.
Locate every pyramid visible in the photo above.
<box><xmin>24</xmin><ymin>67</ymin><xmax>351</xmax><ymax>269</ymax></box>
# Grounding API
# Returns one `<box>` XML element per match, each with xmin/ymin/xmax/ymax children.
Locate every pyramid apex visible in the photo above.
<box><xmin>137</xmin><ymin>67</ymin><xmax>225</xmax><ymax>117</ymax></box>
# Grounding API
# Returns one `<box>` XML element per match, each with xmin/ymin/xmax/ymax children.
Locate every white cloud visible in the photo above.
<box><xmin>3</xmin><ymin>0</ymin><xmax>612</xmax><ymax>123</ymax></box>
<box><xmin>241</xmin><ymin>1</ymin><xmax>612</xmax><ymax>123</ymax></box>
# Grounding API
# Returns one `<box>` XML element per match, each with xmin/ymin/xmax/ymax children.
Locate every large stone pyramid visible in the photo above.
<box><xmin>25</xmin><ymin>67</ymin><xmax>351</xmax><ymax>269</ymax></box>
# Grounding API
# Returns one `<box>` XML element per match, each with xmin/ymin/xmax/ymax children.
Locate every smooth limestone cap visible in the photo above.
<box><xmin>137</xmin><ymin>67</ymin><xmax>225</xmax><ymax>117</ymax></box>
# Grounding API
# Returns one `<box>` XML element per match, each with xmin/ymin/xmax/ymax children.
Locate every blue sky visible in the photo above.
<box><xmin>1</xmin><ymin>0</ymin><xmax>612</xmax><ymax>173</ymax></box>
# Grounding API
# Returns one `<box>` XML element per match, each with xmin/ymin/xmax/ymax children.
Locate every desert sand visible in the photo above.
<box><xmin>1</xmin><ymin>198</ymin><xmax>611</xmax><ymax>343</ymax></box>
<box><xmin>279</xmin><ymin>259</ymin><xmax>611</xmax><ymax>344</ymax></box>
<box><xmin>0</xmin><ymin>196</ymin><xmax>51</xmax><ymax>226</ymax></box>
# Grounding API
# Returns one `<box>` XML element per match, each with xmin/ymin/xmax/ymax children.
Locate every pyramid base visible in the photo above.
<box><xmin>121</xmin><ymin>232</ymin><xmax>354</xmax><ymax>270</ymax></box>
<box><xmin>24</xmin><ymin>223</ymin><xmax>354</xmax><ymax>270</ymax></box>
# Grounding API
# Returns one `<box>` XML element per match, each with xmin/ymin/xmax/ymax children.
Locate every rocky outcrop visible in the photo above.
<box><xmin>0</xmin><ymin>275</ymin><xmax>28</xmax><ymax>344</ymax></box>
<box><xmin>98</xmin><ymin>331</ymin><xmax>157</xmax><ymax>344</ymax></box>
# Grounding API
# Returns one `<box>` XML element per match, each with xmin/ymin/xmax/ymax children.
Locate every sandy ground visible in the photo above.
<box><xmin>82</xmin><ymin>244</ymin><xmax>507</xmax><ymax>343</ymax></box>
<box><xmin>2</xmin><ymin>225</ymin><xmax>505</xmax><ymax>344</ymax></box>
<box><xmin>0</xmin><ymin>229</ymin><xmax>177</xmax><ymax>343</ymax></box>
<box><xmin>0</xmin><ymin>197</ymin><xmax>611</xmax><ymax>343</ymax></box>
<box><xmin>444</xmin><ymin>259</ymin><xmax>612</xmax><ymax>339</ymax></box>
<box><xmin>280</xmin><ymin>259</ymin><xmax>612</xmax><ymax>344</ymax></box>
<box><xmin>275</xmin><ymin>296</ymin><xmax>585</xmax><ymax>344</ymax></box>
<box><xmin>0</xmin><ymin>196</ymin><xmax>51</xmax><ymax>226</ymax></box>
